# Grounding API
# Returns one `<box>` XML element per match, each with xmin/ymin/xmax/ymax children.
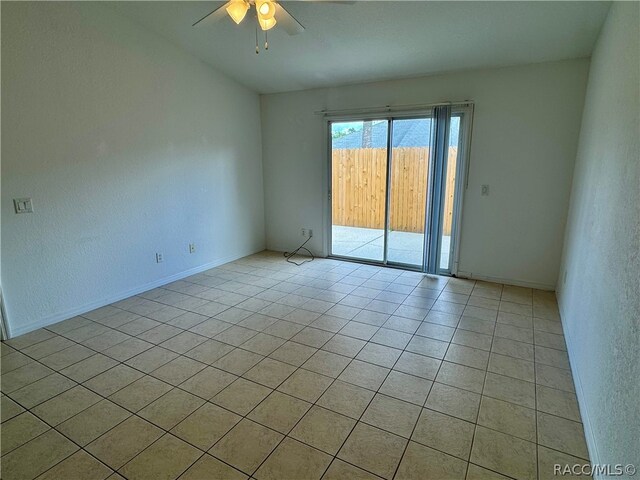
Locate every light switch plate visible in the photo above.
<box><xmin>14</xmin><ymin>198</ymin><xmax>34</xmax><ymax>214</ymax></box>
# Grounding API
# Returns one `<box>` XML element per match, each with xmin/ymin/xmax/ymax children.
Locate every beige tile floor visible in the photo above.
<box><xmin>1</xmin><ymin>251</ymin><xmax>590</xmax><ymax>480</ymax></box>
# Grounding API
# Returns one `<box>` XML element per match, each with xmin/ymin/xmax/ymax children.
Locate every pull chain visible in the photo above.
<box><xmin>255</xmin><ymin>26</ymin><xmax>259</xmax><ymax>54</ymax></box>
<box><xmin>265</xmin><ymin>30</ymin><xmax>269</xmax><ymax>50</ymax></box>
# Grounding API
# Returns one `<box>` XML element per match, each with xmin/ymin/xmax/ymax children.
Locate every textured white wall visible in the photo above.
<box><xmin>261</xmin><ymin>60</ymin><xmax>589</xmax><ymax>288</ymax></box>
<box><xmin>1</xmin><ymin>2</ymin><xmax>265</xmax><ymax>337</ymax></box>
<box><xmin>557</xmin><ymin>2</ymin><xmax>639</xmax><ymax>470</ymax></box>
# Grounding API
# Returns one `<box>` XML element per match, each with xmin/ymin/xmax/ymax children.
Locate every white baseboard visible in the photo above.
<box><xmin>6</xmin><ymin>248</ymin><xmax>264</xmax><ymax>339</ymax></box>
<box><xmin>456</xmin><ymin>270</ymin><xmax>556</xmax><ymax>291</ymax></box>
<box><xmin>558</xmin><ymin>297</ymin><xmax>601</xmax><ymax>475</ymax></box>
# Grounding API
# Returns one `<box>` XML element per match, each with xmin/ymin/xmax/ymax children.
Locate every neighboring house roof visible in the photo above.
<box><xmin>332</xmin><ymin>118</ymin><xmax>459</xmax><ymax>148</ymax></box>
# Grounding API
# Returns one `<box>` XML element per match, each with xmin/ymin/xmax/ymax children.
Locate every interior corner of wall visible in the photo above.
<box><xmin>558</xmin><ymin>300</ymin><xmax>602</xmax><ymax>477</ymax></box>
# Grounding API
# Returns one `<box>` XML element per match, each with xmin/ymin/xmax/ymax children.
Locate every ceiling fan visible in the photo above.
<box><xmin>193</xmin><ymin>1</ymin><xmax>352</xmax><ymax>53</ymax></box>
<box><xmin>193</xmin><ymin>0</ymin><xmax>305</xmax><ymax>52</ymax></box>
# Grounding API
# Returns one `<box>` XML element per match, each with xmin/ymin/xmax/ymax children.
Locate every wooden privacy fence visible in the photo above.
<box><xmin>332</xmin><ymin>147</ymin><xmax>458</xmax><ymax>235</ymax></box>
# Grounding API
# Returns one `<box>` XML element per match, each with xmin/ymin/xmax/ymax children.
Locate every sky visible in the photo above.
<box><xmin>331</xmin><ymin>120</ymin><xmax>391</xmax><ymax>136</ymax></box>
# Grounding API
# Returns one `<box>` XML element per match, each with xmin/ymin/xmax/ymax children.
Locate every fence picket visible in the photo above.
<box><xmin>332</xmin><ymin>147</ymin><xmax>457</xmax><ymax>234</ymax></box>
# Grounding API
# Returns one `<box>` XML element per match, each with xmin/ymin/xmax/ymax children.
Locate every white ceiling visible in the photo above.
<box><xmin>111</xmin><ymin>1</ymin><xmax>610</xmax><ymax>94</ymax></box>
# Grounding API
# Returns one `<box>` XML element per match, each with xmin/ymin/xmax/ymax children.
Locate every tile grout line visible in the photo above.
<box><xmin>393</xmin><ymin>279</ymin><xmax>480</xmax><ymax>479</ymax></box>
<box><xmin>466</xmin><ymin>282</ymin><xmax>503</xmax><ymax>479</ymax></box>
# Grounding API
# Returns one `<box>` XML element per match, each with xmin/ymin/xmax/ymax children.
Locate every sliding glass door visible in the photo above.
<box><xmin>330</xmin><ymin>120</ymin><xmax>389</xmax><ymax>262</ymax></box>
<box><xmin>386</xmin><ymin>117</ymin><xmax>432</xmax><ymax>267</ymax></box>
<box><xmin>329</xmin><ymin>105</ymin><xmax>471</xmax><ymax>274</ymax></box>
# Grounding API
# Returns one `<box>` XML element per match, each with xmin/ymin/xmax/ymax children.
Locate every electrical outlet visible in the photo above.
<box><xmin>156</xmin><ymin>253</ymin><xmax>164</xmax><ymax>263</ymax></box>
<box><xmin>13</xmin><ymin>198</ymin><xmax>34</xmax><ymax>214</ymax></box>
<box><xmin>189</xmin><ymin>243</ymin><xmax>196</xmax><ymax>254</ymax></box>
<box><xmin>481</xmin><ymin>185</ymin><xmax>490</xmax><ymax>196</ymax></box>
<box><xmin>301</xmin><ymin>228</ymin><xmax>313</xmax><ymax>238</ymax></box>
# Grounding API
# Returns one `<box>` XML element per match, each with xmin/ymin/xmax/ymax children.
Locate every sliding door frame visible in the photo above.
<box><xmin>325</xmin><ymin>104</ymin><xmax>472</xmax><ymax>275</ymax></box>
<box><xmin>326</xmin><ymin>115</ymin><xmax>394</xmax><ymax>266</ymax></box>
<box><xmin>385</xmin><ymin>114</ymin><xmax>437</xmax><ymax>270</ymax></box>
<box><xmin>445</xmin><ymin>104</ymin><xmax>473</xmax><ymax>276</ymax></box>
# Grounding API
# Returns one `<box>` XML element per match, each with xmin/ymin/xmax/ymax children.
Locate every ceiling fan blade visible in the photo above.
<box><xmin>192</xmin><ymin>2</ymin><xmax>230</xmax><ymax>27</ymax></box>
<box><xmin>275</xmin><ymin>3</ymin><xmax>305</xmax><ymax>35</ymax></box>
<box><xmin>295</xmin><ymin>0</ymin><xmax>356</xmax><ymax>3</ymax></box>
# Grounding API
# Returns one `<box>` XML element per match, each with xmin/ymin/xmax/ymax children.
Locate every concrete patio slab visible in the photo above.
<box><xmin>331</xmin><ymin>226</ymin><xmax>450</xmax><ymax>268</ymax></box>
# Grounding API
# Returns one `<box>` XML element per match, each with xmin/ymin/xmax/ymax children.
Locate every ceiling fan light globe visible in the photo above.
<box><xmin>226</xmin><ymin>0</ymin><xmax>249</xmax><ymax>24</ymax></box>
<box><xmin>258</xmin><ymin>16</ymin><xmax>277</xmax><ymax>31</ymax></box>
<box><xmin>256</xmin><ymin>0</ymin><xmax>276</xmax><ymax>20</ymax></box>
